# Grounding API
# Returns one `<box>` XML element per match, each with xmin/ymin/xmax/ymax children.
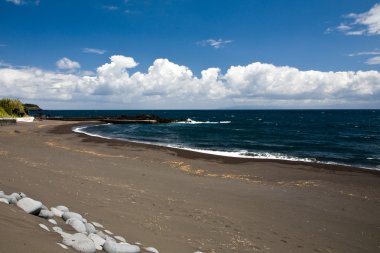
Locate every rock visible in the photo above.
<box><xmin>39</xmin><ymin>209</ymin><xmax>55</xmax><ymax>219</ymax></box>
<box><xmin>3</xmin><ymin>195</ymin><xmax>17</xmax><ymax>204</ymax></box>
<box><xmin>104</xmin><ymin>239</ymin><xmax>140</xmax><ymax>253</ymax></box>
<box><xmin>48</xmin><ymin>219</ymin><xmax>57</xmax><ymax>225</ymax></box>
<box><xmin>52</xmin><ymin>226</ymin><xmax>63</xmax><ymax>234</ymax></box>
<box><xmin>19</xmin><ymin>192</ymin><xmax>27</xmax><ymax>198</ymax></box>
<box><xmin>104</xmin><ymin>229</ymin><xmax>113</xmax><ymax>235</ymax></box>
<box><xmin>62</xmin><ymin>211</ymin><xmax>83</xmax><ymax>221</ymax></box>
<box><xmin>66</xmin><ymin>218</ymin><xmax>87</xmax><ymax>233</ymax></box>
<box><xmin>51</xmin><ymin>207</ymin><xmax>64</xmax><ymax>217</ymax></box>
<box><xmin>0</xmin><ymin>198</ymin><xmax>9</xmax><ymax>204</ymax></box>
<box><xmin>0</xmin><ymin>191</ymin><xmax>4</xmax><ymax>197</ymax></box>
<box><xmin>57</xmin><ymin>242</ymin><xmax>69</xmax><ymax>250</ymax></box>
<box><xmin>96</xmin><ymin>231</ymin><xmax>107</xmax><ymax>239</ymax></box>
<box><xmin>88</xmin><ymin>233</ymin><xmax>106</xmax><ymax>250</ymax></box>
<box><xmin>72</xmin><ymin>238</ymin><xmax>97</xmax><ymax>253</ymax></box>
<box><xmin>17</xmin><ymin>197</ymin><xmax>42</xmax><ymax>215</ymax></box>
<box><xmin>41</xmin><ymin>204</ymin><xmax>48</xmax><ymax>210</ymax></box>
<box><xmin>114</xmin><ymin>236</ymin><xmax>126</xmax><ymax>242</ymax></box>
<box><xmin>85</xmin><ymin>223</ymin><xmax>96</xmax><ymax>234</ymax></box>
<box><xmin>144</xmin><ymin>247</ymin><xmax>159</xmax><ymax>253</ymax></box>
<box><xmin>63</xmin><ymin>233</ymin><xmax>96</xmax><ymax>253</ymax></box>
<box><xmin>39</xmin><ymin>223</ymin><xmax>50</xmax><ymax>231</ymax></box>
<box><xmin>91</xmin><ymin>221</ymin><xmax>104</xmax><ymax>228</ymax></box>
<box><xmin>56</xmin><ymin>205</ymin><xmax>69</xmax><ymax>212</ymax></box>
<box><xmin>10</xmin><ymin>192</ymin><xmax>22</xmax><ymax>201</ymax></box>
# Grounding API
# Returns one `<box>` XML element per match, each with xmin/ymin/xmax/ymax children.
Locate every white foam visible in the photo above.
<box><xmin>176</xmin><ymin>118</ymin><xmax>231</xmax><ymax>124</ymax></box>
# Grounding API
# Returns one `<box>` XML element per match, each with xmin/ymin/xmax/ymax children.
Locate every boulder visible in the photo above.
<box><xmin>66</xmin><ymin>218</ymin><xmax>87</xmax><ymax>233</ymax></box>
<box><xmin>17</xmin><ymin>197</ymin><xmax>42</xmax><ymax>215</ymax></box>
<box><xmin>51</xmin><ymin>207</ymin><xmax>63</xmax><ymax>217</ymax></box>
<box><xmin>103</xmin><ymin>239</ymin><xmax>140</xmax><ymax>253</ymax></box>
<box><xmin>56</xmin><ymin>205</ymin><xmax>69</xmax><ymax>212</ymax></box>
<box><xmin>3</xmin><ymin>195</ymin><xmax>17</xmax><ymax>204</ymax></box>
<box><xmin>62</xmin><ymin>233</ymin><xmax>96</xmax><ymax>253</ymax></box>
<box><xmin>62</xmin><ymin>211</ymin><xmax>83</xmax><ymax>221</ymax></box>
<box><xmin>85</xmin><ymin>223</ymin><xmax>96</xmax><ymax>234</ymax></box>
<box><xmin>96</xmin><ymin>231</ymin><xmax>107</xmax><ymax>239</ymax></box>
<box><xmin>88</xmin><ymin>233</ymin><xmax>106</xmax><ymax>250</ymax></box>
<box><xmin>10</xmin><ymin>192</ymin><xmax>22</xmax><ymax>201</ymax></box>
<box><xmin>39</xmin><ymin>209</ymin><xmax>55</xmax><ymax>219</ymax></box>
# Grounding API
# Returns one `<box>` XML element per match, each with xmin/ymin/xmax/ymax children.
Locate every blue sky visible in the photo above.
<box><xmin>0</xmin><ymin>0</ymin><xmax>379</xmax><ymax>109</ymax></box>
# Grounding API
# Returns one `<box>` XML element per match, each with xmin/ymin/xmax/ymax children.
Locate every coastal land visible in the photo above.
<box><xmin>0</xmin><ymin>120</ymin><xmax>379</xmax><ymax>253</ymax></box>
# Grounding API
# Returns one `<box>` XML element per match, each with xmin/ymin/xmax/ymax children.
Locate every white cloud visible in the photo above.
<box><xmin>332</xmin><ymin>3</ymin><xmax>380</xmax><ymax>36</ymax></box>
<box><xmin>103</xmin><ymin>5</ymin><xmax>119</xmax><ymax>11</ymax></box>
<box><xmin>348</xmin><ymin>50</ymin><xmax>380</xmax><ymax>57</ymax></box>
<box><xmin>6</xmin><ymin>0</ymin><xmax>22</xmax><ymax>4</ymax></box>
<box><xmin>83</xmin><ymin>48</ymin><xmax>106</xmax><ymax>55</ymax></box>
<box><xmin>56</xmin><ymin>57</ymin><xmax>81</xmax><ymax>70</ymax></box>
<box><xmin>0</xmin><ymin>55</ymin><xmax>379</xmax><ymax>109</ymax></box>
<box><xmin>366</xmin><ymin>56</ymin><xmax>380</xmax><ymax>65</ymax></box>
<box><xmin>197</xmin><ymin>39</ymin><xmax>233</xmax><ymax>49</ymax></box>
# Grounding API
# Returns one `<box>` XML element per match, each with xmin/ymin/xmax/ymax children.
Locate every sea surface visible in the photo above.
<box><xmin>37</xmin><ymin>110</ymin><xmax>380</xmax><ymax>170</ymax></box>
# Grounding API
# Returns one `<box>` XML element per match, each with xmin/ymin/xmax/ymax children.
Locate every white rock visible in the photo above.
<box><xmin>62</xmin><ymin>211</ymin><xmax>83</xmax><ymax>221</ymax></box>
<box><xmin>104</xmin><ymin>229</ymin><xmax>113</xmax><ymax>235</ymax></box>
<box><xmin>85</xmin><ymin>223</ymin><xmax>96</xmax><ymax>234</ymax></box>
<box><xmin>51</xmin><ymin>207</ymin><xmax>64</xmax><ymax>217</ymax></box>
<box><xmin>62</xmin><ymin>233</ymin><xmax>96</xmax><ymax>253</ymax></box>
<box><xmin>88</xmin><ymin>233</ymin><xmax>106</xmax><ymax>250</ymax></box>
<box><xmin>105</xmin><ymin>236</ymin><xmax>116</xmax><ymax>243</ymax></box>
<box><xmin>56</xmin><ymin>205</ymin><xmax>69</xmax><ymax>212</ymax></box>
<box><xmin>66</xmin><ymin>218</ymin><xmax>87</xmax><ymax>233</ymax></box>
<box><xmin>82</xmin><ymin>218</ymin><xmax>87</xmax><ymax>223</ymax></box>
<box><xmin>194</xmin><ymin>251</ymin><xmax>203</xmax><ymax>253</ymax></box>
<box><xmin>0</xmin><ymin>191</ymin><xmax>4</xmax><ymax>197</ymax></box>
<box><xmin>72</xmin><ymin>238</ymin><xmax>97</xmax><ymax>253</ymax></box>
<box><xmin>96</xmin><ymin>231</ymin><xmax>107</xmax><ymax>239</ymax></box>
<box><xmin>19</xmin><ymin>192</ymin><xmax>26</xmax><ymax>198</ymax></box>
<box><xmin>114</xmin><ymin>236</ymin><xmax>126</xmax><ymax>242</ymax></box>
<box><xmin>52</xmin><ymin>226</ymin><xmax>63</xmax><ymax>234</ymax></box>
<box><xmin>57</xmin><ymin>242</ymin><xmax>69</xmax><ymax>249</ymax></box>
<box><xmin>17</xmin><ymin>197</ymin><xmax>42</xmax><ymax>215</ymax></box>
<box><xmin>144</xmin><ymin>247</ymin><xmax>159</xmax><ymax>253</ymax></box>
<box><xmin>39</xmin><ymin>223</ymin><xmax>50</xmax><ymax>231</ymax></box>
<box><xmin>39</xmin><ymin>209</ymin><xmax>55</xmax><ymax>219</ymax></box>
<box><xmin>91</xmin><ymin>221</ymin><xmax>104</xmax><ymax>228</ymax></box>
<box><xmin>3</xmin><ymin>195</ymin><xmax>17</xmax><ymax>204</ymax></box>
<box><xmin>103</xmin><ymin>239</ymin><xmax>140</xmax><ymax>253</ymax></box>
<box><xmin>0</xmin><ymin>198</ymin><xmax>9</xmax><ymax>204</ymax></box>
<box><xmin>48</xmin><ymin>219</ymin><xmax>57</xmax><ymax>225</ymax></box>
<box><xmin>10</xmin><ymin>192</ymin><xmax>22</xmax><ymax>201</ymax></box>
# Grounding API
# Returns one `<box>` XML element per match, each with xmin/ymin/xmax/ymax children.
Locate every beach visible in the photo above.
<box><xmin>0</xmin><ymin>120</ymin><xmax>379</xmax><ymax>253</ymax></box>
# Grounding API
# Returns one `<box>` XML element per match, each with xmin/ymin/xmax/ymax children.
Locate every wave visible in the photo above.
<box><xmin>175</xmin><ymin>118</ymin><xmax>231</xmax><ymax>124</ymax></box>
<box><xmin>72</xmin><ymin>124</ymin><xmax>379</xmax><ymax>171</ymax></box>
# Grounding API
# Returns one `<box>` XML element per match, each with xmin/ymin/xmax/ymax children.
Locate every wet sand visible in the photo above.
<box><xmin>0</xmin><ymin>120</ymin><xmax>379</xmax><ymax>253</ymax></box>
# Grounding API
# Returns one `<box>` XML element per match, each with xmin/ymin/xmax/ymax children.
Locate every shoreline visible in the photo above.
<box><xmin>1</xmin><ymin>120</ymin><xmax>379</xmax><ymax>253</ymax></box>
<box><xmin>58</xmin><ymin>121</ymin><xmax>380</xmax><ymax>176</ymax></box>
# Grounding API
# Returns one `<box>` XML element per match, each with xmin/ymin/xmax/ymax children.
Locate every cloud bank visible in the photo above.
<box><xmin>0</xmin><ymin>55</ymin><xmax>379</xmax><ymax>109</ymax></box>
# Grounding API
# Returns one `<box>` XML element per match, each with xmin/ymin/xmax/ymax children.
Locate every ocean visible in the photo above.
<box><xmin>37</xmin><ymin>110</ymin><xmax>380</xmax><ymax>170</ymax></box>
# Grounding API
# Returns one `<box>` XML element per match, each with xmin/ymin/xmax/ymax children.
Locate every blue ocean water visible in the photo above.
<box><xmin>39</xmin><ymin>110</ymin><xmax>380</xmax><ymax>170</ymax></box>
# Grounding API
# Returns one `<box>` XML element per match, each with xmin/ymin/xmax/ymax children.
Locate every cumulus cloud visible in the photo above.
<box><xmin>83</xmin><ymin>48</ymin><xmax>106</xmax><ymax>55</ymax></box>
<box><xmin>56</xmin><ymin>57</ymin><xmax>81</xmax><ymax>70</ymax></box>
<box><xmin>197</xmin><ymin>39</ymin><xmax>233</xmax><ymax>49</ymax></box>
<box><xmin>0</xmin><ymin>55</ymin><xmax>379</xmax><ymax>109</ymax></box>
<box><xmin>330</xmin><ymin>3</ymin><xmax>380</xmax><ymax>36</ymax></box>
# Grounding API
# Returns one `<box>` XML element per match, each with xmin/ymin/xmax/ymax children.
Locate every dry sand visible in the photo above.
<box><xmin>0</xmin><ymin>120</ymin><xmax>379</xmax><ymax>253</ymax></box>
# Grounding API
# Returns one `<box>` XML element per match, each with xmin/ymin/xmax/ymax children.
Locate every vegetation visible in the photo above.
<box><xmin>0</xmin><ymin>98</ymin><xmax>27</xmax><ymax>118</ymax></box>
<box><xmin>24</xmin><ymin>103</ymin><xmax>42</xmax><ymax>112</ymax></box>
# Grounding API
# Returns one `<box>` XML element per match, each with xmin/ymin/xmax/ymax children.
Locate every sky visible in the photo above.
<box><xmin>0</xmin><ymin>0</ymin><xmax>380</xmax><ymax>109</ymax></box>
